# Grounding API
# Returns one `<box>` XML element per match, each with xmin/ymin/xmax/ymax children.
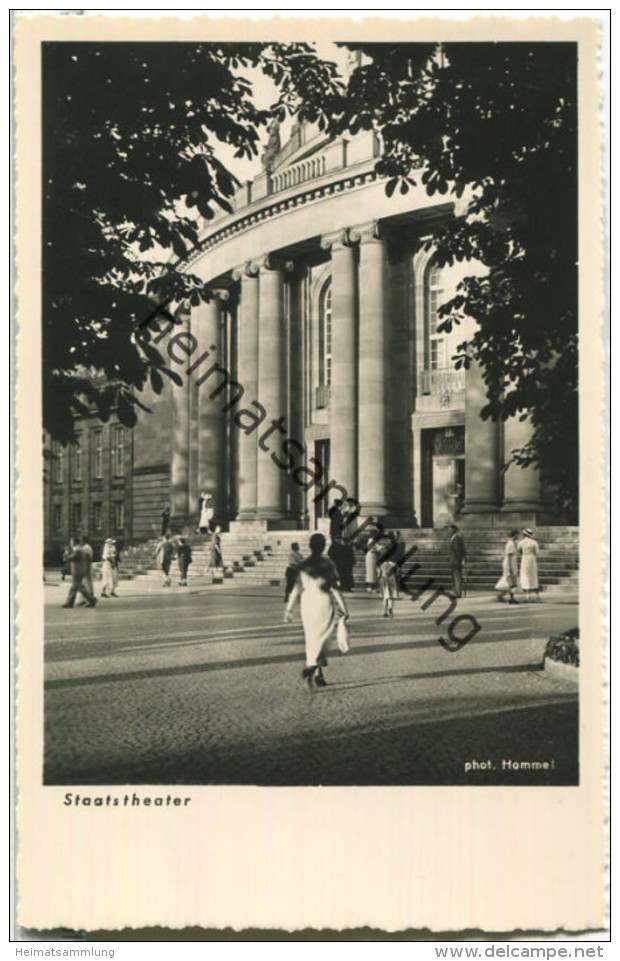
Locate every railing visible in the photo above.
<box><xmin>271</xmin><ymin>154</ymin><xmax>328</xmax><ymax>194</ymax></box>
<box><xmin>418</xmin><ymin>368</ymin><xmax>466</xmax><ymax>397</ymax></box>
<box><xmin>315</xmin><ymin>385</ymin><xmax>331</xmax><ymax>409</ymax></box>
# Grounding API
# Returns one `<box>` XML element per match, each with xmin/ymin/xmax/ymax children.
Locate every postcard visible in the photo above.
<box><xmin>14</xmin><ymin>11</ymin><xmax>607</xmax><ymax>935</ymax></box>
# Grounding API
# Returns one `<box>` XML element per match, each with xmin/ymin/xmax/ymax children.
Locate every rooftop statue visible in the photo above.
<box><xmin>261</xmin><ymin>118</ymin><xmax>281</xmax><ymax>173</ymax></box>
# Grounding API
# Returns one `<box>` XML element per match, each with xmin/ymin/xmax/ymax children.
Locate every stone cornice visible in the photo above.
<box><xmin>184</xmin><ymin>165</ymin><xmax>379</xmax><ymax>272</ymax></box>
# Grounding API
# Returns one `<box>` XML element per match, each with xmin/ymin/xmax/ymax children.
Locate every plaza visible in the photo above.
<box><xmin>44</xmin><ymin>580</ymin><xmax>578</xmax><ymax>787</ymax></box>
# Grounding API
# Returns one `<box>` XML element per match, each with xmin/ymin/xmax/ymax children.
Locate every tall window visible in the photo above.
<box><xmin>113</xmin><ymin>425</ymin><xmax>125</xmax><ymax>477</ymax></box>
<box><xmin>73</xmin><ymin>434</ymin><xmax>82</xmax><ymax>482</ymax></box>
<box><xmin>53</xmin><ymin>504</ymin><xmax>62</xmax><ymax>533</ymax></box>
<box><xmin>114</xmin><ymin>500</ymin><xmax>125</xmax><ymax>531</ymax></box>
<box><xmin>51</xmin><ymin>440</ymin><xmax>64</xmax><ymax>483</ymax></box>
<box><xmin>72</xmin><ymin>502</ymin><xmax>82</xmax><ymax>533</ymax></box>
<box><xmin>92</xmin><ymin>502</ymin><xmax>102</xmax><ymax>533</ymax></box>
<box><xmin>92</xmin><ymin>429</ymin><xmax>103</xmax><ymax>479</ymax></box>
<box><xmin>318</xmin><ymin>280</ymin><xmax>332</xmax><ymax>388</ymax></box>
<box><xmin>427</xmin><ymin>264</ymin><xmax>446</xmax><ymax>370</ymax></box>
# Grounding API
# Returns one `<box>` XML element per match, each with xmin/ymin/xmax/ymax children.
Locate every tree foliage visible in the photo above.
<box><xmin>335</xmin><ymin>42</ymin><xmax>578</xmax><ymax>516</ymax></box>
<box><xmin>43</xmin><ymin>42</ymin><xmax>342</xmax><ymax>442</ymax></box>
<box><xmin>44</xmin><ymin>40</ymin><xmax>578</xmax><ymax>517</ymax></box>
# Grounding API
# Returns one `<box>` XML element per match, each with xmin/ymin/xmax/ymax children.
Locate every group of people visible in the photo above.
<box><xmin>155</xmin><ymin>528</ymin><xmax>224</xmax><ymax>587</ymax></box>
<box><xmin>494</xmin><ymin>528</ymin><xmax>541</xmax><ymax>603</ymax></box>
<box><xmin>61</xmin><ymin>535</ymin><xmax>120</xmax><ymax>608</ymax></box>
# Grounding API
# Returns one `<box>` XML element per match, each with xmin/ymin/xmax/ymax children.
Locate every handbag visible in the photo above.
<box><xmin>336</xmin><ymin>616</ymin><xmax>350</xmax><ymax>654</ymax></box>
<box><xmin>494</xmin><ymin>575</ymin><xmax>509</xmax><ymax>591</ymax></box>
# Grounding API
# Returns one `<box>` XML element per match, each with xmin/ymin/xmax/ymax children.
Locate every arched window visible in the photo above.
<box><xmin>318</xmin><ymin>280</ymin><xmax>332</xmax><ymax>388</ymax></box>
<box><xmin>426</xmin><ymin>263</ymin><xmax>446</xmax><ymax>370</ymax></box>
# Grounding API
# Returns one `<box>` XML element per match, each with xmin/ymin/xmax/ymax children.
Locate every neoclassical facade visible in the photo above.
<box><xmin>44</xmin><ymin>122</ymin><xmax>556</xmax><ymax>555</ymax></box>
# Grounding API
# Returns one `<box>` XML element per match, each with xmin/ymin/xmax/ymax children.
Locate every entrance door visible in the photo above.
<box><xmin>432</xmin><ymin>456</ymin><xmax>457</xmax><ymax>527</ymax></box>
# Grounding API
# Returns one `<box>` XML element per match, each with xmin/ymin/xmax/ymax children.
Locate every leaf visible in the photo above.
<box><xmin>150</xmin><ymin>368</ymin><xmax>164</xmax><ymax>395</ymax></box>
<box><xmin>159</xmin><ymin>366</ymin><xmax>183</xmax><ymax>387</ymax></box>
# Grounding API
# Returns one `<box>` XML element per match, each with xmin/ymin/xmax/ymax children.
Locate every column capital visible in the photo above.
<box><xmin>349</xmin><ymin>220</ymin><xmax>383</xmax><ymax>245</ymax></box>
<box><xmin>253</xmin><ymin>253</ymin><xmax>294</xmax><ymax>274</ymax></box>
<box><xmin>320</xmin><ymin>228</ymin><xmax>353</xmax><ymax>252</ymax></box>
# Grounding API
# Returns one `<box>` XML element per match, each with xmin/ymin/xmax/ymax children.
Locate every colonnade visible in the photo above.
<box><xmin>168</xmin><ymin>218</ymin><xmax>546</xmax><ymax>530</ymax></box>
<box><xmin>168</xmin><ymin>220</ymin><xmax>414</xmax><ymax>529</ymax></box>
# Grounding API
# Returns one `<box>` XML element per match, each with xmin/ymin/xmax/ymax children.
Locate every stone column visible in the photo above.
<box><xmin>386</xmin><ymin>246</ymin><xmax>414</xmax><ymax>524</ymax></box>
<box><xmin>170</xmin><ymin>306</ymin><xmax>191</xmax><ymax>525</ymax></box>
<box><xmin>232</xmin><ymin>263</ymin><xmax>260</xmax><ymax>520</ymax></box>
<box><xmin>287</xmin><ymin>268</ymin><xmax>305</xmax><ymax>523</ymax></box>
<box><xmin>502</xmin><ymin>410</ymin><xmax>544</xmax><ymax>515</ymax></box>
<box><xmin>461</xmin><ymin>358</ymin><xmax>499</xmax><ymax>518</ymax></box>
<box><xmin>194</xmin><ymin>291</ymin><xmax>228</xmax><ymax>522</ymax></box>
<box><xmin>226</xmin><ymin>300</ymin><xmax>240</xmax><ymax>520</ymax></box>
<box><xmin>188</xmin><ymin>369</ymin><xmax>199</xmax><ymax>522</ymax></box>
<box><xmin>256</xmin><ymin>255</ymin><xmax>289</xmax><ymax>521</ymax></box>
<box><xmin>321</xmin><ymin>229</ymin><xmax>358</xmax><ymax>502</ymax></box>
<box><xmin>350</xmin><ymin>220</ymin><xmax>388</xmax><ymax>517</ymax></box>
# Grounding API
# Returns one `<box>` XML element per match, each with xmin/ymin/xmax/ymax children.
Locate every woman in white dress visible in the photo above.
<box><xmin>197</xmin><ymin>492</ymin><xmax>214</xmax><ymax>534</ymax></box>
<box><xmin>494</xmin><ymin>529</ymin><xmax>520</xmax><ymax>604</ymax></box>
<box><xmin>364</xmin><ymin>523</ymin><xmax>381</xmax><ymax>591</ymax></box>
<box><xmin>519</xmin><ymin>528</ymin><xmax>541</xmax><ymax>601</ymax></box>
<box><xmin>285</xmin><ymin>533</ymin><xmax>349</xmax><ymax>689</ymax></box>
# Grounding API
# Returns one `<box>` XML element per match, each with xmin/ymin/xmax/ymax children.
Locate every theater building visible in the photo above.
<box><xmin>44</xmin><ymin>121</ymin><xmax>559</xmax><ymax>556</ymax></box>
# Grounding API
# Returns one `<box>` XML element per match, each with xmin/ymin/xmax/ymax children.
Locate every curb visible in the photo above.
<box><xmin>543</xmin><ymin>657</ymin><xmax>579</xmax><ymax>684</ymax></box>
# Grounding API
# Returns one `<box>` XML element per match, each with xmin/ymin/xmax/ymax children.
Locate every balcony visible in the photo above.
<box><xmin>315</xmin><ymin>385</ymin><xmax>331</xmax><ymax>410</ymax></box>
<box><xmin>418</xmin><ymin>368</ymin><xmax>466</xmax><ymax>397</ymax></box>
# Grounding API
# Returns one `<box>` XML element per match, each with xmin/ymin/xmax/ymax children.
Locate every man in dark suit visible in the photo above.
<box><xmin>448</xmin><ymin>524</ymin><xmax>466</xmax><ymax>598</ymax></box>
<box><xmin>328</xmin><ymin>499</ymin><xmax>344</xmax><ymax>540</ymax></box>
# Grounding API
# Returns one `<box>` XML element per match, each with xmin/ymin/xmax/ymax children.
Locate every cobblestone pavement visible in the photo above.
<box><xmin>43</xmin><ymin>584</ymin><xmax>579</xmax><ymax>786</ymax></box>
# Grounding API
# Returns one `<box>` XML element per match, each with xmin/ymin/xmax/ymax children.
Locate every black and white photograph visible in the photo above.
<box><xmin>39</xmin><ymin>33</ymin><xmax>583</xmax><ymax>788</ymax></box>
<box><xmin>15</xmin><ymin>10</ymin><xmax>606</xmax><ymax>935</ymax></box>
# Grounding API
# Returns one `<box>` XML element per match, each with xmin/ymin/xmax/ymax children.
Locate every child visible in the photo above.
<box><xmin>378</xmin><ymin>559</ymin><xmax>398</xmax><ymax>618</ymax></box>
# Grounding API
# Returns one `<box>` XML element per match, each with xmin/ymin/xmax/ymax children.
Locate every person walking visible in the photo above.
<box><xmin>389</xmin><ymin>530</ymin><xmax>406</xmax><ymax>597</ymax></box>
<box><xmin>339</xmin><ymin>538</ymin><xmax>356</xmax><ymax>592</ymax></box>
<box><xmin>156</xmin><ymin>533</ymin><xmax>175</xmax><ymax>587</ymax></box>
<box><xmin>100</xmin><ymin>537</ymin><xmax>120</xmax><ymax>597</ymax></box>
<box><xmin>60</xmin><ymin>543</ymin><xmax>71</xmax><ymax>582</ymax></box>
<box><xmin>327</xmin><ymin>537</ymin><xmax>345</xmax><ymax>584</ymax></box>
<box><xmin>285</xmin><ymin>533</ymin><xmax>349</xmax><ymax>690</ymax></box>
<box><xmin>81</xmin><ymin>537</ymin><xmax>94</xmax><ymax>597</ymax></box>
<box><xmin>519</xmin><ymin>528</ymin><xmax>541</xmax><ymax>601</ymax></box>
<box><xmin>62</xmin><ymin>536</ymin><xmax>97</xmax><ymax>608</ymax></box>
<box><xmin>208</xmin><ymin>525</ymin><xmax>224</xmax><ymax>576</ymax></box>
<box><xmin>160</xmin><ymin>504</ymin><xmax>170</xmax><ymax>537</ymax></box>
<box><xmin>197</xmin><ymin>492</ymin><xmax>214</xmax><ymax>534</ymax></box>
<box><xmin>329</xmin><ymin>498</ymin><xmax>344</xmax><ymax>540</ymax></box>
<box><xmin>364</xmin><ymin>529</ymin><xmax>381</xmax><ymax>592</ymax></box>
<box><xmin>283</xmin><ymin>541</ymin><xmax>304</xmax><ymax>603</ymax></box>
<box><xmin>176</xmin><ymin>536</ymin><xmax>192</xmax><ymax>586</ymax></box>
<box><xmin>378</xmin><ymin>558</ymin><xmax>398</xmax><ymax>618</ymax></box>
<box><xmin>448</xmin><ymin>524</ymin><xmax>466</xmax><ymax>598</ymax></box>
<box><xmin>494</xmin><ymin>529</ymin><xmax>520</xmax><ymax>604</ymax></box>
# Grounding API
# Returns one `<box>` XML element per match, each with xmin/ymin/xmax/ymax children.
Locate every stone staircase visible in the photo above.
<box><xmin>111</xmin><ymin>527</ymin><xmax>579</xmax><ymax>594</ymax></box>
<box><xmin>391</xmin><ymin>527</ymin><xmax>579</xmax><ymax>595</ymax></box>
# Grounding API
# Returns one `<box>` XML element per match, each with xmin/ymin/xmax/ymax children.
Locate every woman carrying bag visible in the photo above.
<box><xmin>285</xmin><ymin>533</ymin><xmax>350</xmax><ymax>690</ymax></box>
<box><xmin>494</xmin><ymin>529</ymin><xmax>520</xmax><ymax>604</ymax></box>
